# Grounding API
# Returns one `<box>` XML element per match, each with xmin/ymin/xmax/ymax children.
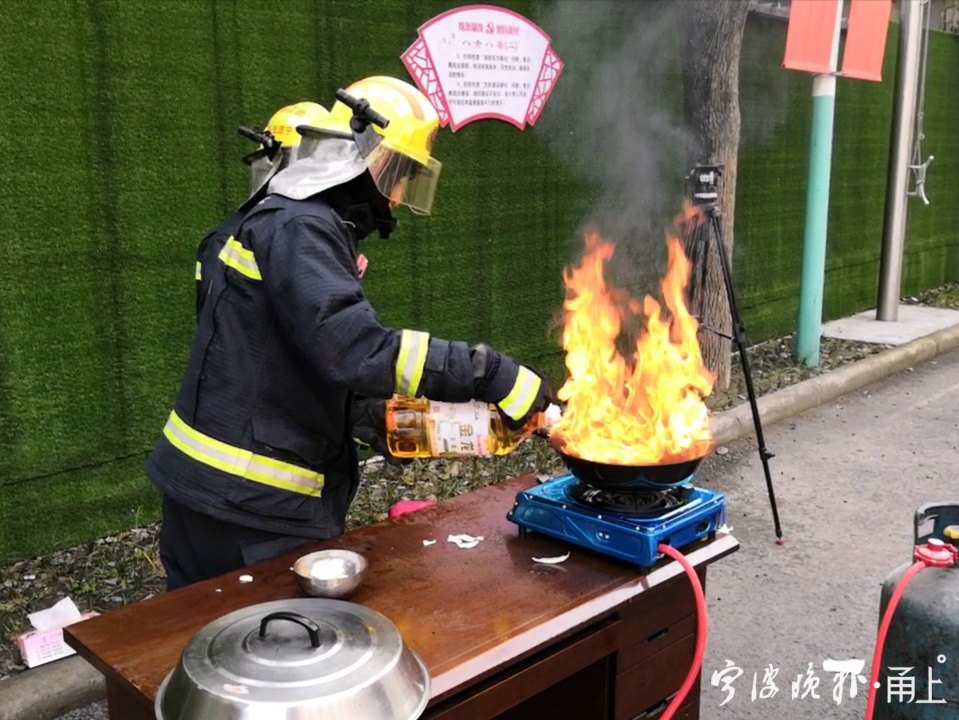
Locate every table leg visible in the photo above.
<box><xmin>106</xmin><ymin>679</ymin><xmax>154</xmax><ymax>720</ymax></box>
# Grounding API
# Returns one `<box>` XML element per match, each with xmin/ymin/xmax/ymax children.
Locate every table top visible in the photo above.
<box><xmin>65</xmin><ymin>475</ymin><xmax>737</xmax><ymax>707</ymax></box>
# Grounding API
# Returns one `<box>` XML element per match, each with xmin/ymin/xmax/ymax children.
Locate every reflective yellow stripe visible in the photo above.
<box><xmin>498</xmin><ymin>366</ymin><xmax>541</xmax><ymax>421</ymax></box>
<box><xmin>195</xmin><ymin>261</ymin><xmax>202</xmax><ymax>281</ymax></box>
<box><xmin>394</xmin><ymin>329</ymin><xmax>429</xmax><ymax>396</ymax></box>
<box><xmin>163</xmin><ymin>411</ymin><xmax>324</xmax><ymax>497</ymax></box>
<box><xmin>218</xmin><ymin>236</ymin><xmax>262</xmax><ymax>281</ymax></box>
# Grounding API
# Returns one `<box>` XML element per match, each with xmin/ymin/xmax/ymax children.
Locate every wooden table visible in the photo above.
<box><xmin>66</xmin><ymin>475</ymin><xmax>737</xmax><ymax>720</ymax></box>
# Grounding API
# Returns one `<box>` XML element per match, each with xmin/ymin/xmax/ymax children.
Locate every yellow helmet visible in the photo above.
<box><xmin>264</xmin><ymin>101</ymin><xmax>330</xmax><ymax>150</ymax></box>
<box><xmin>244</xmin><ymin>101</ymin><xmax>329</xmax><ymax>195</ymax></box>
<box><xmin>304</xmin><ymin>77</ymin><xmax>442</xmax><ymax>215</ymax></box>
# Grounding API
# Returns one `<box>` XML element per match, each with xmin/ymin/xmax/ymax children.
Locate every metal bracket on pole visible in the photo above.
<box><xmin>906</xmin><ymin>0</ymin><xmax>934</xmax><ymax>207</ymax></box>
<box><xmin>907</xmin><ymin>155</ymin><xmax>934</xmax><ymax>205</ymax></box>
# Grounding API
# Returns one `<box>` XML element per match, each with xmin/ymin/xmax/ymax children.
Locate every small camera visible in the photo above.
<box><xmin>686</xmin><ymin>164</ymin><xmax>724</xmax><ymax>207</ymax></box>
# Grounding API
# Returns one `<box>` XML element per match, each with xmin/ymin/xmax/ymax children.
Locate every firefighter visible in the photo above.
<box><xmin>195</xmin><ymin>102</ymin><xmax>330</xmax><ymax>318</ymax></box>
<box><xmin>147</xmin><ymin>76</ymin><xmax>553</xmax><ymax>589</ymax></box>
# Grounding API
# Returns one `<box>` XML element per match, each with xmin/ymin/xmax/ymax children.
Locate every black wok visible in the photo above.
<box><xmin>558</xmin><ymin>450</ymin><xmax>706</xmax><ymax>490</ymax></box>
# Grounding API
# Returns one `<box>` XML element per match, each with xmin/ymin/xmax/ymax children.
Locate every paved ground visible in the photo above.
<box><xmin>700</xmin><ymin>348</ymin><xmax>959</xmax><ymax>719</ymax></box>
<box><xmin>55</xmin><ymin>350</ymin><xmax>959</xmax><ymax>720</ymax></box>
<box><xmin>56</xmin><ymin>700</ymin><xmax>105</xmax><ymax>720</ymax></box>
<box><xmin>822</xmin><ymin>304</ymin><xmax>959</xmax><ymax>345</ymax></box>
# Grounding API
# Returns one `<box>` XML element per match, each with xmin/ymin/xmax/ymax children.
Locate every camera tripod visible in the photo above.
<box><xmin>685</xmin><ymin>165</ymin><xmax>784</xmax><ymax>542</ymax></box>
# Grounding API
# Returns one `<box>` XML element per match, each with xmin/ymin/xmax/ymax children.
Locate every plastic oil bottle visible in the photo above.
<box><xmin>385</xmin><ymin>397</ymin><xmax>561</xmax><ymax>459</ymax></box>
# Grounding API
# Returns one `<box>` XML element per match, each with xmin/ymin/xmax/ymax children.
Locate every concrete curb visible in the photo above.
<box><xmin>0</xmin><ymin>656</ymin><xmax>104</xmax><ymax>720</ymax></box>
<box><xmin>710</xmin><ymin>322</ymin><xmax>959</xmax><ymax>446</ymax></box>
<box><xmin>3</xmin><ymin>322</ymin><xmax>959</xmax><ymax>720</ymax></box>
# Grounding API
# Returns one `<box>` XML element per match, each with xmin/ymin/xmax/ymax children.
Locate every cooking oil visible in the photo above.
<box><xmin>385</xmin><ymin>397</ymin><xmax>560</xmax><ymax>458</ymax></box>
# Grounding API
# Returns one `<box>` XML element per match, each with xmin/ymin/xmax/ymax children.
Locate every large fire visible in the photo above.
<box><xmin>549</xmin><ymin>206</ymin><xmax>715</xmax><ymax>466</ymax></box>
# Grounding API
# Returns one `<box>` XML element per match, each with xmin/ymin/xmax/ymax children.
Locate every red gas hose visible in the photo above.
<box><xmin>657</xmin><ymin>543</ymin><xmax>708</xmax><ymax>720</ymax></box>
<box><xmin>863</xmin><ymin>560</ymin><xmax>927</xmax><ymax>720</ymax></box>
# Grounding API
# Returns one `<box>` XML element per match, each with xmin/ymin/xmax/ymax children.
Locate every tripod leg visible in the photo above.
<box><xmin>706</xmin><ymin>213</ymin><xmax>785</xmax><ymax>541</ymax></box>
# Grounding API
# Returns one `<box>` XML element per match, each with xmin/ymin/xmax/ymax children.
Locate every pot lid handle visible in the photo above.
<box><xmin>258</xmin><ymin>611</ymin><xmax>322</xmax><ymax>649</ymax></box>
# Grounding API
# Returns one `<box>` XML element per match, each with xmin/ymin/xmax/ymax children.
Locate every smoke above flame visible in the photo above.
<box><xmin>550</xmin><ymin>204</ymin><xmax>715</xmax><ymax>466</ymax></box>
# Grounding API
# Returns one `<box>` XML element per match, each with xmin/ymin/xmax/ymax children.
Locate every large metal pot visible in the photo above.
<box><xmin>155</xmin><ymin>598</ymin><xmax>430</xmax><ymax>720</ymax></box>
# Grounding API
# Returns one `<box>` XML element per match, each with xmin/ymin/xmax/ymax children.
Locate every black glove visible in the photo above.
<box><xmin>470</xmin><ymin>344</ymin><xmax>554</xmax><ymax>430</ymax></box>
<box><xmin>349</xmin><ymin>396</ymin><xmax>409</xmax><ymax>465</ymax></box>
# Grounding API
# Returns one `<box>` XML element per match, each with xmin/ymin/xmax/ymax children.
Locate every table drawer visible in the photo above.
<box><xmin>426</xmin><ymin>618</ymin><xmax>621</xmax><ymax>720</ymax></box>
<box><xmin>618</xmin><ymin>612</ymin><xmax>697</xmax><ymax>672</ymax></box>
<box><xmin>615</xmin><ymin>632</ymin><xmax>697</xmax><ymax>720</ymax></box>
<box><xmin>616</xmin><ymin>571</ymin><xmax>701</xmax><ymax>654</ymax></box>
<box><xmin>626</xmin><ymin>695</ymin><xmax>698</xmax><ymax>720</ymax></box>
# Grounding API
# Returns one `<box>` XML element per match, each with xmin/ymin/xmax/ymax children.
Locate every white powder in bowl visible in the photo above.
<box><xmin>308</xmin><ymin>558</ymin><xmax>352</xmax><ymax>580</ymax></box>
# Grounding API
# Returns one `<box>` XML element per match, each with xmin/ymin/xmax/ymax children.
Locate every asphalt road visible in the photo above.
<box><xmin>700</xmin><ymin>348</ymin><xmax>959</xmax><ymax>719</ymax></box>
<box><xmin>56</xmin><ymin>350</ymin><xmax>959</xmax><ymax>720</ymax></box>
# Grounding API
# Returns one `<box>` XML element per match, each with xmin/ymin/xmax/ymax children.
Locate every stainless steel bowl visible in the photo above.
<box><xmin>292</xmin><ymin>549</ymin><xmax>368</xmax><ymax>598</ymax></box>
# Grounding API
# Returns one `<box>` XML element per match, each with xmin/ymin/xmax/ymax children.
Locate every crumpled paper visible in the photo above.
<box><xmin>447</xmin><ymin>533</ymin><xmax>484</xmax><ymax>549</ymax></box>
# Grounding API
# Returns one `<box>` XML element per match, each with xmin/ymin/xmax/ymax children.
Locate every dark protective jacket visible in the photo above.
<box><xmin>194</xmin><ymin>183</ymin><xmax>273</xmax><ymax>320</ymax></box>
<box><xmin>147</xmin><ymin>193</ymin><xmax>496</xmax><ymax>539</ymax></box>
<box><xmin>194</xmin><ymin>208</ymin><xmax>247</xmax><ymax>319</ymax></box>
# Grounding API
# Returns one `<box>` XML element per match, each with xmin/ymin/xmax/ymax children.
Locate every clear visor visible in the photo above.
<box><xmin>245</xmin><ymin>148</ymin><xmax>294</xmax><ymax>196</ymax></box>
<box><xmin>247</xmin><ymin>153</ymin><xmax>277</xmax><ymax>194</ymax></box>
<box><xmin>365</xmin><ymin>144</ymin><xmax>441</xmax><ymax>216</ymax></box>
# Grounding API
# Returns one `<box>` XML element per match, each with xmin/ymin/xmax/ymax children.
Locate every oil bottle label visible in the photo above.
<box><xmin>427</xmin><ymin>401</ymin><xmax>492</xmax><ymax>456</ymax></box>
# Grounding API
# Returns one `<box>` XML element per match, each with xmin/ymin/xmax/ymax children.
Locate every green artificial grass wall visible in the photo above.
<box><xmin>1</xmin><ymin>5</ymin><xmax>957</xmax><ymax>562</ymax></box>
<box><xmin>735</xmin><ymin>18</ymin><xmax>959</xmax><ymax>340</ymax></box>
<box><xmin>0</xmin><ymin>0</ymin><xmax>585</xmax><ymax>562</ymax></box>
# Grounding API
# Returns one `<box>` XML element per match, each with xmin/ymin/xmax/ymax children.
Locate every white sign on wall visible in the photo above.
<box><xmin>402</xmin><ymin>4</ymin><xmax>563</xmax><ymax>132</ymax></box>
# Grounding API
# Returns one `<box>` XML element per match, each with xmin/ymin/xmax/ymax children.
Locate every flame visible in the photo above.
<box><xmin>550</xmin><ymin>205</ymin><xmax>715</xmax><ymax>465</ymax></box>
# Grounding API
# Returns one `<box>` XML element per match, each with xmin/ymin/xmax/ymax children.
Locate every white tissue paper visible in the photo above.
<box><xmin>18</xmin><ymin>597</ymin><xmax>97</xmax><ymax>668</ymax></box>
<box><xmin>27</xmin><ymin>597</ymin><xmax>82</xmax><ymax>631</ymax></box>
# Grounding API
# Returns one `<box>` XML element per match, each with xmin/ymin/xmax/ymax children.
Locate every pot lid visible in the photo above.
<box><xmin>161</xmin><ymin>598</ymin><xmax>428</xmax><ymax>713</ymax></box>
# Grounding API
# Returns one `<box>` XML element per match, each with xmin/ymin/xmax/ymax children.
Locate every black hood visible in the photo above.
<box><xmin>320</xmin><ymin>172</ymin><xmax>397</xmax><ymax>241</ymax></box>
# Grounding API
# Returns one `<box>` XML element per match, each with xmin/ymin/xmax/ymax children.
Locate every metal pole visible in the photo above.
<box><xmin>795</xmin><ymin>0</ymin><xmax>844</xmax><ymax>367</ymax></box>
<box><xmin>877</xmin><ymin>0</ymin><xmax>925</xmax><ymax>321</ymax></box>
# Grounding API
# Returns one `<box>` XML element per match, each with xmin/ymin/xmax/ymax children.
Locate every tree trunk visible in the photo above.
<box><xmin>679</xmin><ymin>1</ymin><xmax>749</xmax><ymax>391</ymax></box>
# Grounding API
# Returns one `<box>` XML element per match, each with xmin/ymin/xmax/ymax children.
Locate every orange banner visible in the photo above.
<box><xmin>841</xmin><ymin>0</ymin><xmax>893</xmax><ymax>81</ymax></box>
<box><xmin>783</xmin><ymin>0</ymin><xmax>841</xmax><ymax>74</ymax></box>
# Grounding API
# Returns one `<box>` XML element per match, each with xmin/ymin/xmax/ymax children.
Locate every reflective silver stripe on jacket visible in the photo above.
<box><xmin>218</xmin><ymin>236</ymin><xmax>262</xmax><ymax>281</ymax></box>
<box><xmin>498</xmin><ymin>365</ymin><xmax>541</xmax><ymax>421</ymax></box>
<box><xmin>163</xmin><ymin>411</ymin><xmax>323</xmax><ymax>497</ymax></box>
<box><xmin>394</xmin><ymin>330</ymin><xmax>429</xmax><ymax>396</ymax></box>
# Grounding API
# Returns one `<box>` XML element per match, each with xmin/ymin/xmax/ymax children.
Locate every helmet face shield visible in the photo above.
<box><xmin>366</xmin><ymin>143</ymin><xmax>441</xmax><ymax>216</ymax></box>
<box><xmin>245</xmin><ymin>151</ymin><xmax>284</xmax><ymax>197</ymax></box>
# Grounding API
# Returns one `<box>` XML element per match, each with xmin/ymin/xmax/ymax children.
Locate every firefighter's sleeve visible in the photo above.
<box><xmin>261</xmin><ymin>214</ymin><xmax>475</xmax><ymax>401</ymax></box>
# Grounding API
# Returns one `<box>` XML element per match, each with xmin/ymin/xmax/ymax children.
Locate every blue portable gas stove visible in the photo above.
<box><xmin>507</xmin><ymin>458</ymin><xmax>726</xmax><ymax>568</ymax></box>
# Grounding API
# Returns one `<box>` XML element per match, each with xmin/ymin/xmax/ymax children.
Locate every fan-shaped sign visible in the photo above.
<box><xmin>402</xmin><ymin>4</ymin><xmax>563</xmax><ymax>132</ymax></box>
